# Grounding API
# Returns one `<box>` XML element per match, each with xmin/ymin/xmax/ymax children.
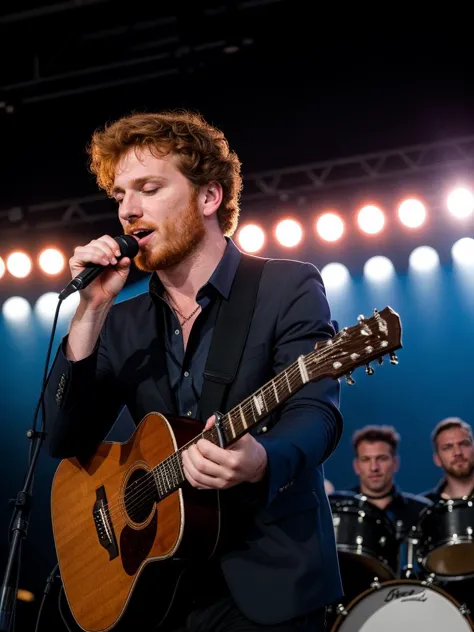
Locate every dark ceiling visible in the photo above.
<box><xmin>1</xmin><ymin>1</ymin><xmax>474</xmax><ymax>225</ymax></box>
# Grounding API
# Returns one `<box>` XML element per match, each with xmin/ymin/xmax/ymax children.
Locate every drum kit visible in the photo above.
<box><xmin>328</xmin><ymin>493</ymin><xmax>474</xmax><ymax>630</ymax></box>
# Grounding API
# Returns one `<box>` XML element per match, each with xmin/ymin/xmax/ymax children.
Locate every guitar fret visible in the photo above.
<box><xmin>284</xmin><ymin>369</ymin><xmax>291</xmax><ymax>393</ymax></box>
<box><xmin>169</xmin><ymin>460</ymin><xmax>178</xmax><ymax>488</ymax></box>
<box><xmin>163</xmin><ymin>466</ymin><xmax>170</xmax><ymax>493</ymax></box>
<box><xmin>272</xmin><ymin>380</ymin><xmax>279</xmax><ymax>403</ymax></box>
<box><xmin>176</xmin><ymin>454</ymin><xmax>185</xmax><ymax>482</ymax></box>
<box><xmin>248</xmin><ymin>398</ymin><xmax>257</xmax><ymax>422</ymax></box>
<box><xmin>277</xmin><ymin>377</ymin><xmax>290</xmax><ymax>399</ymax></box>
<box><xmin>163</xmin><ymin>464</ymin><xmax>171</xmax><ymax>493</ymax></box>
<box><xmin>155</xmin><ymin>468</ymin><xmax>162</xmax><ymax>496</ymax></box>
<box><xmin>239</xmin><ymin>404</ymin><xmax>248</xmax><ymax>429</ymax></box>
<box><xmin>153</xmin><ymin>467</ymin><xmax>164</xmax><ymax>498</ymax></box>
<box><xmin>227</xmin><ymin>413</ymin><xmax>237</xmax><ymax>439</ymax></box>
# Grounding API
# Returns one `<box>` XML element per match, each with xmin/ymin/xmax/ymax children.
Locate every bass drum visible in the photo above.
<box><xmin>330</xmin><ymin>579</ymin><xmax>473</xmax><ymax>632</ymax></box>
<box><xmin>330</xmin><ymin>492</ymin><xmax>399</xmax><ymax>598</ymax></box>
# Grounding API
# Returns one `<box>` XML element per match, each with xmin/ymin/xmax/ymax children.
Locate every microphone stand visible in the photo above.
<box><xmin>0</xmin><ymin>238</ymin><xmax>137</xmax><ymax>630</ymax></box>
<box><xmin>0</xmin><ymin>429</ymin><xmax>46</xmax><ymax>631</ymax></box>
<box><xmin>0</xmin><ymin>298</ymin><xmax>63</xmax><ymax>632</ymax></box>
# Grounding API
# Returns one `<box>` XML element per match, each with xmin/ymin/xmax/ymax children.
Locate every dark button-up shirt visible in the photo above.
<box><xmin>148</xmin><ymin>238</ymin><xmax>241</xmax><ymax>420</ymax></box>
<box><xmin>350</xmin><ymin>484</ymin><xmax>432</xmax><ymax>539</ymax></box>
<box><xmin>422</xmin><ymin>478</ymin><xmax>474</xmax><ymax>502</ymax></box>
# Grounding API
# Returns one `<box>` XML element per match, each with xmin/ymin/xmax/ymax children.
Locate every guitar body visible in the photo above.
<box><xmin>51</xmin><ymin>412</ymin><xmax>220</xmax><ymax>632</ymax></box>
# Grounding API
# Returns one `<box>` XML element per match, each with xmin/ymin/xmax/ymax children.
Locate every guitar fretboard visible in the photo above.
<box><xmin>151</xmin><ymin>352</ymin><xmax>314</xmax><ymax>500</ymax></box>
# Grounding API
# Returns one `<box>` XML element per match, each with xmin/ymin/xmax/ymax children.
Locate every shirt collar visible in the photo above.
<box><xmin>352</xmin><ymin>482</ymin><xmax>404</xmax><ymax>503</ymax></box>
<box><xmin>148</xmin><ymin>237</ymin><xmax>242</xmax><ymax>301</ymax></box>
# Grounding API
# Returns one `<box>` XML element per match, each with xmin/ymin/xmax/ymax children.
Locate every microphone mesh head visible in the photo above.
<box><xmin>116</xmin><ymin>235</ymin><xmax>139</xmax><ymax>259</ymax></box>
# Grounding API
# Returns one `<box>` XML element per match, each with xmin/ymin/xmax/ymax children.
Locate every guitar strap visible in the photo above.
<box><xmin>199</xmin><ymin>253</ymin><xmax>267</xmax><ymax>429</ymax></box>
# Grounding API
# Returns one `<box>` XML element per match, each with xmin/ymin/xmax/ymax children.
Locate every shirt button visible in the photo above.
<box><xmin>174</xmin><ymin>329</ymin><xmax>180</xmax><ymax>335</ymax></box>
<box><xmin>186</xmin><ymin>411</ymin><xmax>192</xmax><ymax>417</ymax></box>
<box><xmin>184</xmin><ymin>371</ymin><xmax>189</xmax><ymax>377</ymax></box>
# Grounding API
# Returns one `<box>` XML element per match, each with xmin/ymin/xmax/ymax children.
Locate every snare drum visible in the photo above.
<box><xmin>330</xmin><ymin>492</ymin><xmax>399</xmax><ymax>583</ymax></box>
<box><xmin>417</xmin><ymin>498</ymin><xmax>474</xmax><ymax>579</ymax></box>
<box><xmin>330</xmin><ymin>579</ymin><xmax>473</xmax><ymax>631</ymax></box>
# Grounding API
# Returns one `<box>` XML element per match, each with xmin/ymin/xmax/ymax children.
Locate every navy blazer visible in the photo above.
<box><xmin>45</xmin><ymin>255</ymin><xmax>344</xmax><ymax>624</ymax></box>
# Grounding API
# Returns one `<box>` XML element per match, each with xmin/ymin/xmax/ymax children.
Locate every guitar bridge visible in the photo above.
<box><xmin>93</xmin><ymin>486</ymin><xmax>118</xmax><ymax>560</ymax></box>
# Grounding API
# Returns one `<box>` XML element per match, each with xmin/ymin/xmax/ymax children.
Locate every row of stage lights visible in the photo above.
<box><xmin>236</xmin><ymin>188</ymin><xmax>474</xmax><ymax>253</ymax></box>
<box><xmin>0</xmin><ymin>187</ymin><xmax>473</xmax><ymax>280</ymax></box>
<box><xmin>2</xmin><ymin>239</ymin><xmax>473</xmax><ymax>325</ymax></box>
<box><xmin>321</xmin><ymin>238</ymin><xmax>474</xmax><ymax>289</ymax></box>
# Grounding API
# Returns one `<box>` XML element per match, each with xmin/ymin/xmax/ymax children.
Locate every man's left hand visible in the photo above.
<box><xmin>182</xmin><ymin>415</ymin><xmax>268</xmax><ymax>490</ymax></box>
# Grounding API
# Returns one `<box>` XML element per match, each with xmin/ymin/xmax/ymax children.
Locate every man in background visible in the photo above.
<box><xmin>424</xmin><ymin>417</ymin><xmax>474</xmax><ymax>501</ymax></box>
<box><xmin>351</xmin><ymin>425</ymin><xmax>431</xmax><ymax>535</ymax></box>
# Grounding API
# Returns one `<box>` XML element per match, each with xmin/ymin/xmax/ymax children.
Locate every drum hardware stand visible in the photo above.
<box><xmin>421</xmin><ymin>572</ymin><xmax>436</xmax><ymax>586</ymax></box>
<box><xmin>370</xmin><ymin>577</ymin><xmax>381</xmax><ymax>589</ymax></box>
<box><xmin>334</xmin><ymin>603</ymin><xmax>348</xmax><ymax>617</ymax></box>
<box><xmin>402</xmin><ymin>536</ymin><xmax>418</xmax><ymax>579</ymax></box>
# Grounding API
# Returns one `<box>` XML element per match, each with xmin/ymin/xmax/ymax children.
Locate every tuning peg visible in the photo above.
<box><xmin>390</xmin><ymin>352</ymin><xmax>399</xmax><ymax>365</ymax></box>
<box><xmin>377</xmin><ymin>357</ymin><xmax>384</xmax><ymax>365</ymax></box>
<box><xmin>345</xmin><ymin>373</ymin><xmax>355</xmax><ymax>385</ymax></box>
<box><xmin>357</xmin><ymin>314</ymin><xmax>365</xmax><ymax>323</ymax></box>
<box><xmin>365</xmin><ymin>364</ymin><xmax>375</xmax><ymax>376</ymax></box>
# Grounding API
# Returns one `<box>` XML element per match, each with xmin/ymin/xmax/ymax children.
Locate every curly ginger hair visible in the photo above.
<box><xmin>87</xmin><ymin>110</ymin><xmax>242</xmax><ymax>236</ymax></box>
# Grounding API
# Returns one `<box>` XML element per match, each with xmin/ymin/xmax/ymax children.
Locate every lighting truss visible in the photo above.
<box><xmin>1</xmin><ymin>135</ymin><xmax>474</xmax><ymax>234</ymax></box>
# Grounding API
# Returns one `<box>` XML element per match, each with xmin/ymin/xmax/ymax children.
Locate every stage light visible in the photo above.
<box><xmin>38</xmin><ymin>248</ymin><xmax>65</xmax><ymax>275</ymax></box>
<box><xmin>237</xmin><ymin>224</ymin><xmax>265</xmax><ymax>253</ymax></box>
<box><xmin>447</xmin><ymin>187</ymin><xmax>474</xmax><ymax>219</ymax></box>
<box><xmin>316</xmin><ymin>213</ymin><xmax>344</xmax><ymax>242</ymax></box>
<box><xmin>321</xmin><ymin>263</ymin><xmax>350</xmax><ymax>289</ymax></box>
<box><xmin>17</xmin><ymin>589</ymin><xmax>35</xmax><ymax>603</ymax></box>
<box><xmin>35</xmin><ymin>292</ymin><xmax>60</xmax><ymax>325</ymax></box>
<box><xmin>6</xmin><ymin>251</ymin><xmax>32</xmax><ymax>278</ymax></box>
<box><xmin>409</xmin><ymin>246</ymin><xmax>440</xmax><ymax>272</ymax></box>
<box><xmin>2</xmin><ymin>296</ymin><xmax>31</xmax><ymax>322</ymax></box>
<box><xmin>58</xmin><ymin>290</ymin><xmax>80</xmax><ymax>316</ymax></box>
<box><xmin>364</xmin><ymin>256</ymin><xmax>395</xmax><ymax>282</ymax></box>
<box><xmin>398</xmin><ymin>199</ymin><xmax>427</xmax><ymax>228</ymax></box>
<box><xmin>275</xmin><ymin>219</ymin><xmax>303</xmax><ymax>247</ymax></box>
<box><xmin>0</xmin><ymin>257</ymin><xmax>5</xmax><ymax>279</ymax></box>
<box><xmin>357</xmin><ymin>205</ymin><xmax>385</xmax><ymax>235</ymax></box>
<box><xmin>452</xmin><ymin>237</ymin><xmax>474</xmax><ymax>266</ymax></box>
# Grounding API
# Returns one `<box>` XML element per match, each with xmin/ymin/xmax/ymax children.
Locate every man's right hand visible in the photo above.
<box><xmin>70</xmin><ymin>235</ymin><xmax>134</xmax><ymax>307</ymax></box>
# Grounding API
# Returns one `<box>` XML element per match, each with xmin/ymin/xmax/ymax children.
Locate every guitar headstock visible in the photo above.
<box><xmin>306</xmin><ymin>306</ymin><xmax>402</xmax><ymax>384</ymax></box>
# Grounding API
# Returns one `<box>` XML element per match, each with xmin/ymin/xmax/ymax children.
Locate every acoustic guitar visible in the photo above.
<box><xmin>50</xmin><ymin>307</ymin><xmax>402</xmax><ymax>631</ymax></box>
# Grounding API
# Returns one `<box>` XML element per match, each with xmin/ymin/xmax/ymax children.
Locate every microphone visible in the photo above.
<box><xmin>58</xmin><ymin>235</ymin><xmax>139</xmax><ymax>301</ymax></box>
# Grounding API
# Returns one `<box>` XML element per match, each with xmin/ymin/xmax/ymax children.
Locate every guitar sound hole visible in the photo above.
<box><xmin>124</xmin><ymin>468</ymin><xmax>157</xmax><ymax>524</ymax></box>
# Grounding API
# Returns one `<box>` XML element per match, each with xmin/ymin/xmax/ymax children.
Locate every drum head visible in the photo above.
<box><xmin>330</xmin><ymin>492</ymin><xmax>398</xmax><ymax>585</ymax></box>
<box><xmin>417</xmin><ymin>499</ymin><xmax>474</xmax><ymax>578</ymax></box>
<box><xmin>331</xmin><ymin>580</ymin><xmax>473</xmax><ymax>632</ymax></box>
<box><xmin>425</xmin><ymin>542</ymin><xmax>474</xmax><ymax>577</ymax></box>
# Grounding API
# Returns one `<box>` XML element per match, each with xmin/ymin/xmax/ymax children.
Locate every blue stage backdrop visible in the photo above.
<box><xmin>0</xmin><ymin>247</ymin><xmax>473</xmax><ymax>609</ymax></box>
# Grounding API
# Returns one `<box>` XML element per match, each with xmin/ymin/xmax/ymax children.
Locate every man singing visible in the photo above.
<box><xmin>45</xmin><ymin>110</ymin><xmax>343</xmax><ymax>631</ymax></box>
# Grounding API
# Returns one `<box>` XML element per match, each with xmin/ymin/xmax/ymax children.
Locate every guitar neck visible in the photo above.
<box><xmin>152</xmin><ymin>354</ymin><xmax>309</xmax><ymax>501</ymax></box>
<box><xmin>151</xmin><ymin>306</ymin><xmax>402</xmax><ymax>502</ymax></box>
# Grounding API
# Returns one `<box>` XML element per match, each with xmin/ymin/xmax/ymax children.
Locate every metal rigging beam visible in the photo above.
<box><xmin>1</xmin><ymin>135</ymin><xmax>474</xmax><ymax>234</ymax></box>
<box><xmin>0</xmin><ymin>0</ymin><xmax>113</xmax><ymax>24</ymax></box>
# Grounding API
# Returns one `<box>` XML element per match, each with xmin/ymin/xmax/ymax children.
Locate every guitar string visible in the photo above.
<box><xmin>100</xmin><ymin>334</ymin><xmax>357</xmax><ymax>524</ymax></box>
<box><xmin>99</xmin><ymin>335</ymin><xmax>354</xmax><ymax>524</ymax></box>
